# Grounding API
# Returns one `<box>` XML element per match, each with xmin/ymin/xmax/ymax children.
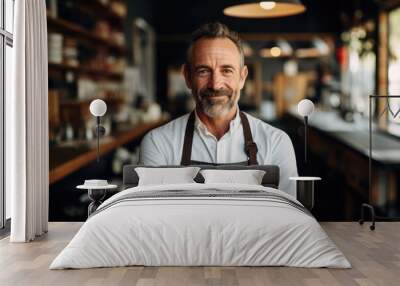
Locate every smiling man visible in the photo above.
<box><xmin>139</xmin><ymin>22</ymin><xmax>298</xmax><ymax>196</ymax></box>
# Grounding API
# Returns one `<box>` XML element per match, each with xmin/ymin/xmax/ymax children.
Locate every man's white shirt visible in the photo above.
<box><xmin>139</xmin><ymin>110</ymin><xmax>298</xmax><ymax>197</ymax></box>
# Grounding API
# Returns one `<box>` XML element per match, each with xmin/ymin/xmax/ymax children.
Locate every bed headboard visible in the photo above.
<box><xmin>122</xmin><ymin>165</ymin><xmax>280</xmax><ymax>189</ymax></box>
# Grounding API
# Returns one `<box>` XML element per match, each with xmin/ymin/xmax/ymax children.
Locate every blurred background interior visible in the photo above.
<box><xmin>44</xmin><ymin>0</ymin><xmax>400</xmax><ymax>222</ymax></box>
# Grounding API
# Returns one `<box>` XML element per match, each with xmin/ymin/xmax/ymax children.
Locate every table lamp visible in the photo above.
<box><xmin>290</xmin><ymin>99</ymin><xmax>320</xmax><ymax>210</ymax></box>
<box><xmin>89</xmin><ymin>99</ymin><xmax>107</xmax><ymax>162</ymax></box>
<box><xmin>76</xmin><ymin>99</ymin><xmax>114</xmax><ymax>218</ymax></box>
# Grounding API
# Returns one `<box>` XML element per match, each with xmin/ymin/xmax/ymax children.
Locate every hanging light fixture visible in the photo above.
<box><xmin>223</xmin><ymin>0</ymin><xmax>306</xmax><ymax>18</ymax></box>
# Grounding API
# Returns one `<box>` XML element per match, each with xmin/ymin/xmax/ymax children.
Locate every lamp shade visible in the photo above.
<box><xmin>223</xmin><ymin>0</ymin><xmax>306</xmax><ymax>18</ymax></box>
<box><xmin>89</xmin><ymin>99</ymin><xmax>107</xmax><ymax>117</ymax></box>
<box><xmin>298</xmin><ymin>99</ymin><xmax>314</xmax><ymax>117</ymax></box>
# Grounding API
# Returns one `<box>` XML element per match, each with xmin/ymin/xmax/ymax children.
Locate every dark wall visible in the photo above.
<box><xmin>124</xmin><ymin>0</ymin><xmax>156</xmax><ymax>64</ymax></box>
<box><xmin>156</xmin><ymin>41</ymin><xmax>189</xmax><ymax>106</ymax></box>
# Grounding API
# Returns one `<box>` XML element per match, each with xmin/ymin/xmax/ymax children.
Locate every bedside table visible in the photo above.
<box><xmin>77</xmin><ymin>183</ymin><xmax>118</xmax><ymax>216</ymax></box>
<box><xmin>289</xmin><ymin>177</ymin><xmax>321</xmax><ymax>210</ymax></box>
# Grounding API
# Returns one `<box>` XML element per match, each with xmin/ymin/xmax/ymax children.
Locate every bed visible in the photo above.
<box><xmin>50</xmin><ymin>165</ymin><xmax>350</xmax><ymax>269</ymax></box>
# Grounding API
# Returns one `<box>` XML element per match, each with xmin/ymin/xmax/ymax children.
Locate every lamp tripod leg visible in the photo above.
<box><xmin>359</xmin><ymin>203</ymin><xmax>376</xmax><ymax>231</ymax></box>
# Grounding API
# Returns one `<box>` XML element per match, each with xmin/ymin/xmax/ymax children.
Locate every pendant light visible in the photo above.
<box><xmin>224</xmin><ymin>0</ymin><xmax>306</xmax><ymax>18</ymax></box>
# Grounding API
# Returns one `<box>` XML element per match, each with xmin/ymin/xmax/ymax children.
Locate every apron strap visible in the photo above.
<box><xmin>239</xmin><ymin>111</ymin><xmax>258</xmax><ymax>165</ymax></box>
<box><xmin>180</xmin><ymin>110</ymin><xmax>259</xmax><ymax>166</ymax></box>
<box><xmin>181</xmin><ymin>112</ymin><xmax>196</xmax><ymax>165</ymax></box>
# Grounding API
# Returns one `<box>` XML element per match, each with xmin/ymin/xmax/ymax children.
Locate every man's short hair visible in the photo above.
<box><xmin>186</xmin><ymin>22</ymin><xmax>245</xmax><ymax>68</ymax></box>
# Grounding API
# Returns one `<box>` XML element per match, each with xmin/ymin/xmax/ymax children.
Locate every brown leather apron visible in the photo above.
<box><xmin>180</xmin><ymin>111</ymin><xmax>259</xmax><ymax>166</ymax></box>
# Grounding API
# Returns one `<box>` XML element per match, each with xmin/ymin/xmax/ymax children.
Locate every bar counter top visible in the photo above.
<box><xmin>287</xmin><ymin>107</ymin><xmax>400</xmax><ymax>168</ymax></box>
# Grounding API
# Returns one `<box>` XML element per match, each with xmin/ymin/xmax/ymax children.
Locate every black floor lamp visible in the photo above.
<box><xmin>359</xmin><ymin>95</ymin><xmax>400</xmax><ymax>230</ymax></box>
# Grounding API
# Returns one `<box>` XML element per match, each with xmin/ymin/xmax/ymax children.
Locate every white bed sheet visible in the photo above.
<box><xmin>50</xmin><ymin>183</ymin><xmax>351</xmax><ymax>269</ymax></box>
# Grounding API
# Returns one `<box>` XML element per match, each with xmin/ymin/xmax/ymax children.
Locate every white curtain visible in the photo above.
<box><xmin>7</xmin><ymin>0</ymin><xmax>49</xmax><ymax>242</ymax></box>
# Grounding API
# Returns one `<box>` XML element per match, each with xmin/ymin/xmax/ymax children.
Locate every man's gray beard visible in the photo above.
<box><xmin>197</xmin><ymin>92</ymin><xmax>239</xmax><ymax>118</ymax></box>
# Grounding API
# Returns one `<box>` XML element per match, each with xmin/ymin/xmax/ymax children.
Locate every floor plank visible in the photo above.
<box><xmin>0</xmin><ymin>222</ymin><xmax>399</xmax><ymax>286</ymax></box>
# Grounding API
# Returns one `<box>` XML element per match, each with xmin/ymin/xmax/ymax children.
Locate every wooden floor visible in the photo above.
<box><xmin>0</xmin><ymin>222</ymin><xmax>399</xmax><ymax>286</ymax></box>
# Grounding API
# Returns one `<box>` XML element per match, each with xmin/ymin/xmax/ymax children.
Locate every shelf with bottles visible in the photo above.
<box><xmin>48</xmin><ymin>85</ymin><xmax>126</xmax><ymax>141</ymax></box>
<box><xmin>49</xmin><ymin>62</ymin><xmax>124</xmax><ymax>81</ymax></box>
<box><xmin>47</xmin><ymin>29</ymin><xmax>127</xmax><ymax>81</ymax></box>
<box><xmin>47</xmin><ymin>13</ymin><xmax>126</xmax><ymax>54</ymax></box>
<box><xmin>78</xmin><ymin>0</ymin><xmax>127</xmax><ymax>23</ymax></box>
<box><xmin>46</xmin><ymin>0</ymin><xmax>128</xmax><ymax>89</ymax></box>
<box><xmin>47</xmin><ymin>0</ymin><xmax>127</xmax><ymax>22</ymax></box>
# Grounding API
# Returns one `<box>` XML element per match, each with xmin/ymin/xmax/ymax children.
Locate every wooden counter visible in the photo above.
<box><xmin>287</xmin><ymin>107</ymin><xmax>400</xmax><ymax>168</ymax></box>
<box><xmin>49</xmin><ymin>119</ymin><xmax>167</xmax><ymax>184</ymax></box>
<box><xmin>284</xmin><ymin>108</ymin><xmax>400</xmax><ymax>218</ymax></box>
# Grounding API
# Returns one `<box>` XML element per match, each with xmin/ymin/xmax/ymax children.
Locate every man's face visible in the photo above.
<box><xmin>184</xmin><ymin>38</ymin><xmax>248</xmax><ymax>118</ymax></box>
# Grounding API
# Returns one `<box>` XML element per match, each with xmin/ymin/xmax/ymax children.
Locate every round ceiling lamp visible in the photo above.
<box><xmin>223</xmin><ymin>0</ymin><xmax>306</xmax><ymax>18</ymax></box>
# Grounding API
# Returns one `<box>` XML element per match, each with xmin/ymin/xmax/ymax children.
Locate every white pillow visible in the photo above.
<box><xmin>135</xmin><ymin>167</ymin><xmax>201</xmax><ymax>186</ymax></box>
<box><xmin>200</xmin><ymin>169</ymin><xmax>266</xmax><ymax>185</ymax></box>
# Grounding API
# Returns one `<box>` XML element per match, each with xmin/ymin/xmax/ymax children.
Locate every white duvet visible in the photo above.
<box><xmin>50</xmin><ymin>183</ymin><xmax>351</xmax><ymax>269</ymax></box>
